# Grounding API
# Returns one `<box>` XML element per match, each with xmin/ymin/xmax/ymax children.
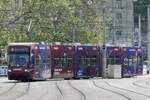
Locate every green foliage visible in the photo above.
<box><xmin>0</xmin><ymin>0</ymin><xmax>106</xmax><ymax>49</ymax></box>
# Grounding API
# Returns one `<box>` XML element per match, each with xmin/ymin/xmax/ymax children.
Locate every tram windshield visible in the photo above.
<box><xmin>8</xmin><ymin>47</ymin><xmax>30</xmax><ymax>67</ymax></box>
<box><xmin>9</xmin><ymin>54</ymin><xmax>29</xmax><ymax>67</ymax></box>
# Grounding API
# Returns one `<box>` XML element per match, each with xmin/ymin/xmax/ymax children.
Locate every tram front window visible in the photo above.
<box><xmin>9</xmin><ymin>54</ymin><xmax>29</xmax><ymax>67</ymax></box>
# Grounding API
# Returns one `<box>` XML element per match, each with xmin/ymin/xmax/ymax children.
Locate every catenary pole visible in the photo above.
<box><xmin>147</xmin><ymin>5</ymin><xmax>150</xmax><ymax>70</ymax></box>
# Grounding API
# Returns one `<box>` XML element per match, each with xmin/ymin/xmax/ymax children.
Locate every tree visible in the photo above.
<box><xmin>0</xmin><ymin>0</ymin><xmax>106</xmax><ymax>48</ymax></box>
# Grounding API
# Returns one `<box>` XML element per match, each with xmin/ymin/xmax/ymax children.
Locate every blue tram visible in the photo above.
<box><xmin>75</xmin><ymin>45</ymin><xmax>101</xmax><ymax>78</ymax></box>
<box><xmin>7</xmin><ymin>42</ymin><xmax>51</xmax><ymax>81</ymax></box>
<box><xmin>121</xmin><ymin>47</ymin><xmax>137</xmax><ymax>77</ymax></box>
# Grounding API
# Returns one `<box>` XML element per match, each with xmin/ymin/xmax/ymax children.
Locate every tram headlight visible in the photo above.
<box><xmin>24</xmin><ymin>69</ymin><xmax>29</xmax><ymax>72</ymax></box>
<box><xmin>8</xmin><ymin>69</ymin><xmax>12</xmax><ymax>72</ymax></box>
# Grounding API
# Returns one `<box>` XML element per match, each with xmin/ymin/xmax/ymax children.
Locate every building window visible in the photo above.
<box><xmin>116</xmin><ymin>13</ymin><xmax>122</xmax><ymax>24</ymax></box>
<box><xmin>115</xmin><ymin>26</ymin><xmax>122</xmax><ymax>38</ymax></box>
<box><xmin>116</xmin><ymin>30</ymin><xmax>122</xmax><ymax>36</ymax></box>
<box><xmin>115</xmin><ymin>0</ymin><xmax>122</xmax><ymax>9</ymax></box>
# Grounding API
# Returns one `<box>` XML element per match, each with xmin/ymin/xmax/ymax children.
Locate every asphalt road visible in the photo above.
<box><xmin>1</xmin><ymin>75</ymin><xmax>150</xmax><ymax>100</ymax></box>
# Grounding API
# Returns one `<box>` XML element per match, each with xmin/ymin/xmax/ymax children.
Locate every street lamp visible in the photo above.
<box><xmin>147</xmin><ymin>4</ymin><xmax>150</xmax><ymax>71</ymax></box>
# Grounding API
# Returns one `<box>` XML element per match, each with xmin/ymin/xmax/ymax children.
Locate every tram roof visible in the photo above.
<box><xmin>8</xmin><ymin>42</ymin><xmax>37</xmax><ymax>46</ymax></box>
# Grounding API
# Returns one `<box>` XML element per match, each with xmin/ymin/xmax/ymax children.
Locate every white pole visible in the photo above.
<box><xmin>102</xmin><ymin>6</ymin><xmax>107</xmax><ymax>78</ymax></box>
<box><xmin>18</xmin><ymin>0</ymin><xmax>22</xmax><ymax>10</ymax></box>
<box><xmin>147</xmin><ymin>5</ymin><xmax>150</xmax><ymax>69</ymax></box>
<box><xmin>72</xmin><ymin>27</ymin><xmax>76</xmax><ymax>43</ymax></box>
<box><xmin>138</xmin><ymin>14</ymin><xmax>141</xmax><ymax>47</ymax></box>
<box><xmin>28</xmin><ymin>19</ymin><xmax>32</xmax><ymax>32</ymax></box>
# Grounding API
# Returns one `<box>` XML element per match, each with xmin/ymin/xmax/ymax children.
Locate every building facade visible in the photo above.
<box><xmin>104</xmin><ymin>0</ymin><xmax>134</xmax><ymax>46</ymax></box>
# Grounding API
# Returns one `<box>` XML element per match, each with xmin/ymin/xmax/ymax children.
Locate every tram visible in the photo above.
<box><xmin>7</xmin><ymin>42</ymin><xmax>51</xmax><ymax>81</ymax></box>
<box><xmin>51</xmin><ymin>43</ymin><xmax>74</xmax><ymax>79</ymax></box>
<box><xmin>75</xmin><ymin>44</ymin><xmax>101</xmax><ymax>78</ymax></box>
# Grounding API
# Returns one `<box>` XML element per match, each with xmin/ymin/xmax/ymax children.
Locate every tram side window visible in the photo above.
<box><xmin>114</xmin><ymin>56</ymin><xmax>120</xmax><ymax>64</ymax></box>
<box><xmin>124</xmin><ymin>58</ymin><xmax>128</xmax><ymax>66</ymax></box>
<box><xmin>54</xmin><ymin>58</ymin><xmax>62</xmax><ymax>67</ymax></box>
<box><xmin>79</xmin><ymin>56</ymin><xmax>97</xmax><ymax>67</ymax></box>
<box><xmin>107</xmin><ymin>58</ymin><xmax>119</xmax><ymax>65</ymax></box>
<box><xmin>85</xmin><ymin>58</ymin><xmax>91</xmax><ymax>67</ymax></box>
<box><xmin>35</xmin><ymin>56</ymin><xmax>40</xmax><ymax>68</ymax></box>
<box><xmin>67</xmin><ymin>58</ymin><xmax>72</xmax><ymax>67</ymax></box>
<box><xmin>61</xmin><ymin>57</ymin><xmax>73</xmax><ymax>68</ymax></box>
<box><xmin>45</xmin><ymin>55</ymin><xmax>51</xmax><ymax>67</ymax></box>
<box><xmin>91</xmin><ymin>57</ymin><xmax>96</xmax><ymax>67</ymax></box>
<box><xmin>79</xmin><ymin>56</ymin><xmax>85</xmax><ymax>67</ymax></box>
<box><xmin>107</xmin><ymin>58</ymin><xmax>113</xmax><ymax>65</ymax></box>
<box><xmin>129</xmin><ymin>58</ymin><xmax>133</xmax><ymax>66</ymax></box>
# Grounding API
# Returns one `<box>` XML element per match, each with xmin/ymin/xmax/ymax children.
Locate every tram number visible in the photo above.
<box><xmin>54</xmin><ymin>69</ymin><xmax>62</xmax><ymax>72</ymax></box>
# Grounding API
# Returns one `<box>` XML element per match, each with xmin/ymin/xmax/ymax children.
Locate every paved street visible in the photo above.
<box><xmin>1</xmin><ymin>75</ymin><xmax>150</xmax><ymax>100</ymax></box>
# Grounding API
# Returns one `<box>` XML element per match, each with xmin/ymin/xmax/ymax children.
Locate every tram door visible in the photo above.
<box><xmin>31</xmin><ymin>46</ymin><xmax>51</xmax><ymax>79</ymax></box>
<box><xmin>122</xmin><ymin>47</ymin><xmax>137</xmax><ymax>77</ymax></box>
<box><xmin>52</xmin><ymin>45</ymin><xmax>74</xmax><ymax>78</ymax></box>
<box><xmin>31</xmin><ymin>55</ymin><xmax>40</xmax><ymax>78</ymax></box>
<box><xmin>54</xmin><ymin>57</ymin><xmax>73</xmax><ymax>74</ymax></box>
<box><xmin>75</xmin><ymin>46</ymin><xmax>100</xmax><ymax>78</ymax></box>
<box><xmin>79</xmin><ymin>55</ymin><xmax>98</xmax><ymax>77</ymax></box>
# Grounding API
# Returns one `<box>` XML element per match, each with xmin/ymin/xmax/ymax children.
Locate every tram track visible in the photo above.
<box><xmin>92</xmin><ymin>80</ymin><xmax>132</xmax><ymax>100</ymax></box>
<box><xmin>67</xmin><ymin>80</ymin><xmax>86</xmax><ymax>100</ymax></box>
<box><xmin>0</xmin><ymin>82</ymin><xmax>30</xmax><ymax>100</ymax></box>
<box><xmin>145</xmin><ymin>81</ymin><xmax>150</xmax><ymax>86</ymax></box>
<box><xmin>14</xmin><ymin>82</ymin><xmax>31</xmax><ymax>99</ymax></box>
<box><xmin>132</xmin><ymin>79</ymin><xmax>150</xmax><ymax>89</ymax></box>
<box><xmin>104</xmin><ymin>81</ymin><xmax>150</xmax><ymax>98</ymax></box>
<box><xmin>0</xmin><ymin>82</ymin><xmax>17</xmax><ymax>95</ymax></box>
<box><xmin>56</xmin><ymin>81</ymin><xmax>64</xmax><ymax>100</ymax></box>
